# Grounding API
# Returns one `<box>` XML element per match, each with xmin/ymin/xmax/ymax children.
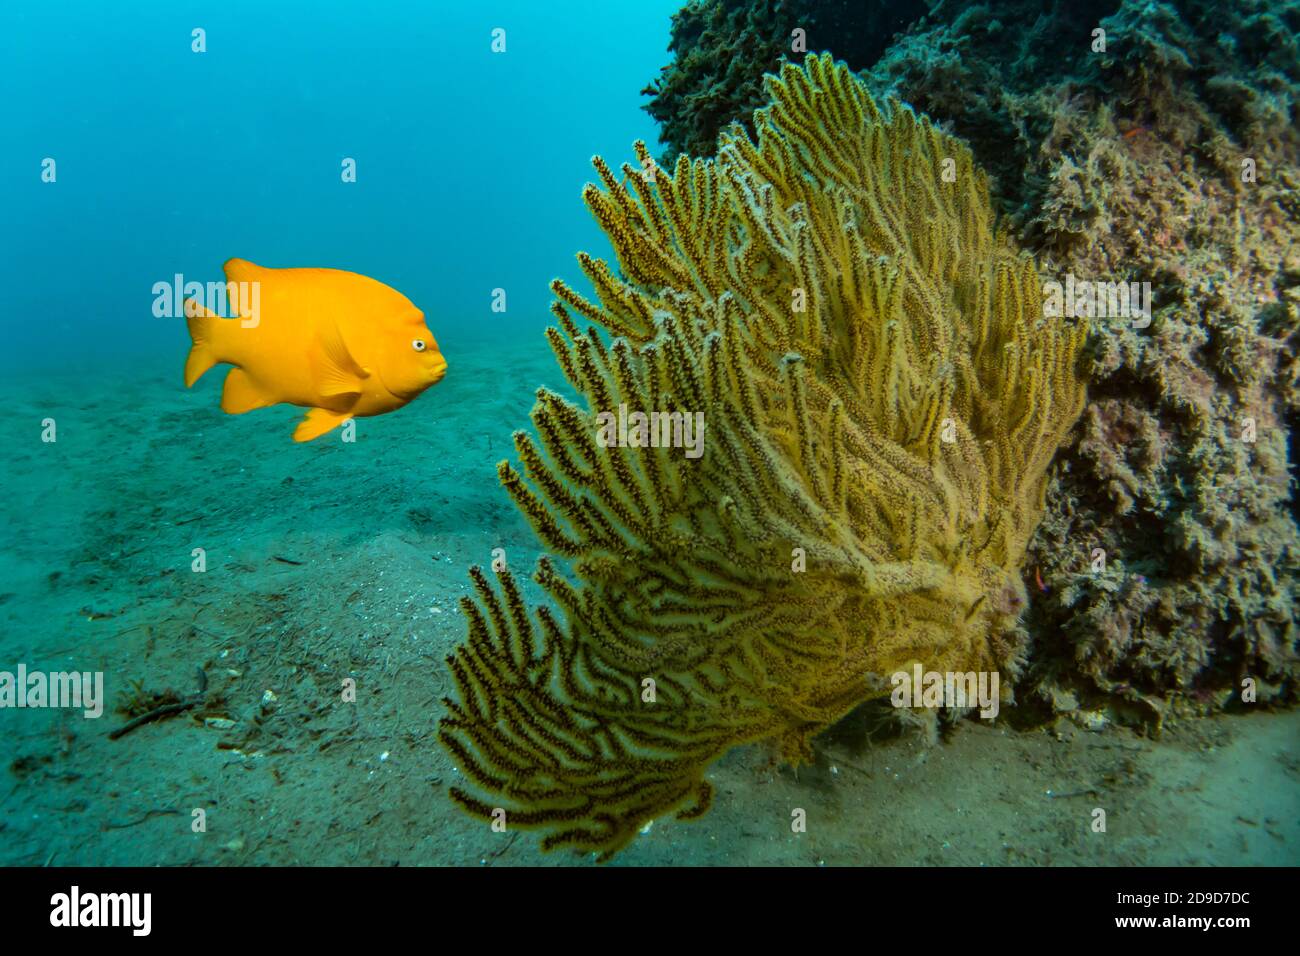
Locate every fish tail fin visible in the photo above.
<box><xmin>183</xmin><ymin>302</ymin><xmax>223</xmax><ymax>387</ymax></box>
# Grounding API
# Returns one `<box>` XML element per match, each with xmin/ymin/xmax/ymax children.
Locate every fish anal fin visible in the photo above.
<box><xmin>310</xmin><ymin>324</ymin><xmax>369</xmax><ymax>399</ymax></box>
<box><xmin>220</xmin><ymin>368</ymin><xmax>273</xmax><ymax>415</ymax></box>
<box><xmin>294</xmin><ymin>408</ymin><xmax>352</xmax><ymax>442</ymax></box>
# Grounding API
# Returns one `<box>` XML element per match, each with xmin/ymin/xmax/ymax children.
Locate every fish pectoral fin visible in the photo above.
<box><xmin>220</xmin><ymin>368</ymin><xmax>273</xmax><ymax>415</ymax></box>
<box><xmin>293</xmin><ymin>408</ymin><xmax>352</xmax><ymax>442</ymax></box>
<box><xmin>310</xmin><ymin>325</ymin><xmax>370</xmax><ymax>399</ymax></box>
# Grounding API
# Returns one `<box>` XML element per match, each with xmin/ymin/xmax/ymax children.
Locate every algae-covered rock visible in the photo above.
<box><xmin>642</xmin><ymin>0</ymin><xmax>927</xmax><ymax>160</ymax></box>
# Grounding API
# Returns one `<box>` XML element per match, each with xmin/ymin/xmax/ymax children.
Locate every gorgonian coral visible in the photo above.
<box><xmin>642</xmin><ymin>0</ymin><xmax>1300</xmax><ymax>709</ymax></box>
<box><xmin>438</xmin><ymin>54</ymin><xmax>1088</xmax><ymax>859</ymax></box>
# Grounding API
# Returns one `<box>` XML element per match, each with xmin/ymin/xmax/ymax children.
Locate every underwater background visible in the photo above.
<box><xmin>1</xmin><ymin>0</ymin><xmax>1297</xmax><ymax>866</ymax></box>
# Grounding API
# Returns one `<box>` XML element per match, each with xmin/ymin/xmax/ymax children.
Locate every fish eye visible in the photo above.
<box><xmin>411</xmin><ymin>339</ymin><xmax>426</xmax><ymax>352</ymax></box>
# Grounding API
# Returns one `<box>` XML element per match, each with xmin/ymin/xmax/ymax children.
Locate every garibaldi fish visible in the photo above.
<box><xmin>183</xmin><ymin>258</ymin><xmax>446</xmax><ymax>441</ymax></box>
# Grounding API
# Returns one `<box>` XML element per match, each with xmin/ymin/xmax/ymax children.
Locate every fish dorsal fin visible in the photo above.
<box><xmin>222</xmin><ymin>258</ymin><xmax>262</xmax><ymax>284</ymax></box>
<box><xmin>310</xmin><ymin>323</ymin><xmax>370</xmax><ymax>399</ymax></box>
<box><xmin>221</xmin><ymin>259</ymin><xmax>263</xmax><ymax>324</ymax></box>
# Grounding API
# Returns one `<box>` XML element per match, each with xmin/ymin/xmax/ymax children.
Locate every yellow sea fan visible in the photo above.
<box><xmin>438</xmin><ymin>54</ymin><xmax>1087</xmax><ymax>860</ymax></box>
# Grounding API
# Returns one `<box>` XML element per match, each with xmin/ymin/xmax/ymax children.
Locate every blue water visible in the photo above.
<box><xmin>2</xmin><ymin>0</ymin><xmax>1296</xmax><ymax>871</ymax></box>
<box><xmin>0</xmin><ymin>0</ymin><xmax>679</xmax><ymax>371</ymax></box>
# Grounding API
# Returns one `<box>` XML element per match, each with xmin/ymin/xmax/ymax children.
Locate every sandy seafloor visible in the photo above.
<box><xmin>0</xmin><ymin>334</ymin><xmax>1297</xmax><ymax>867</ymax></box>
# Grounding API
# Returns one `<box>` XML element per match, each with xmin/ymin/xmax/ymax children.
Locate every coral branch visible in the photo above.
<box><xmin>439</xmin><ymin>54</ymin><xmax>1088</xmax><ymax>860</ymax></box>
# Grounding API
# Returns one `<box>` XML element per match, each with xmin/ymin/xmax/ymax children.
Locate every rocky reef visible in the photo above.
<box><xmin>642</xmin><ymin>0</ymin><xmax>928</xmax><ymax>159</ymax></box>
<box><xmin>643</xmin><ymin>0</ymin><xmax>1300</xmax><ymax>717</ymax></box>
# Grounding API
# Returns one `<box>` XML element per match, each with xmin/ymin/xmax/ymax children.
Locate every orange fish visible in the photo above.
<box><xmin>183</xmin><ymin>259</ymin><xmax>447</xmax><ymax>441</ymax></box>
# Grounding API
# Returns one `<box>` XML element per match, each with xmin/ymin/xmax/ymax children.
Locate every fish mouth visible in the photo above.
<box><xmin>378</xmin><ymin>357</ymin><xmax>445</xmax><ymax>400</ymax></box>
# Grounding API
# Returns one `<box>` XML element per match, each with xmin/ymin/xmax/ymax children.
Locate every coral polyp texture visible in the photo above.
<box><xmin>641</xmin><ymin>0</ymin><xmax>1300</xmax><ymax>711</ymax></box>
<box><xmin>437</xmin><ymin>55</ymin><xmax>1087</xmax><ymax>859</ymax></box>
